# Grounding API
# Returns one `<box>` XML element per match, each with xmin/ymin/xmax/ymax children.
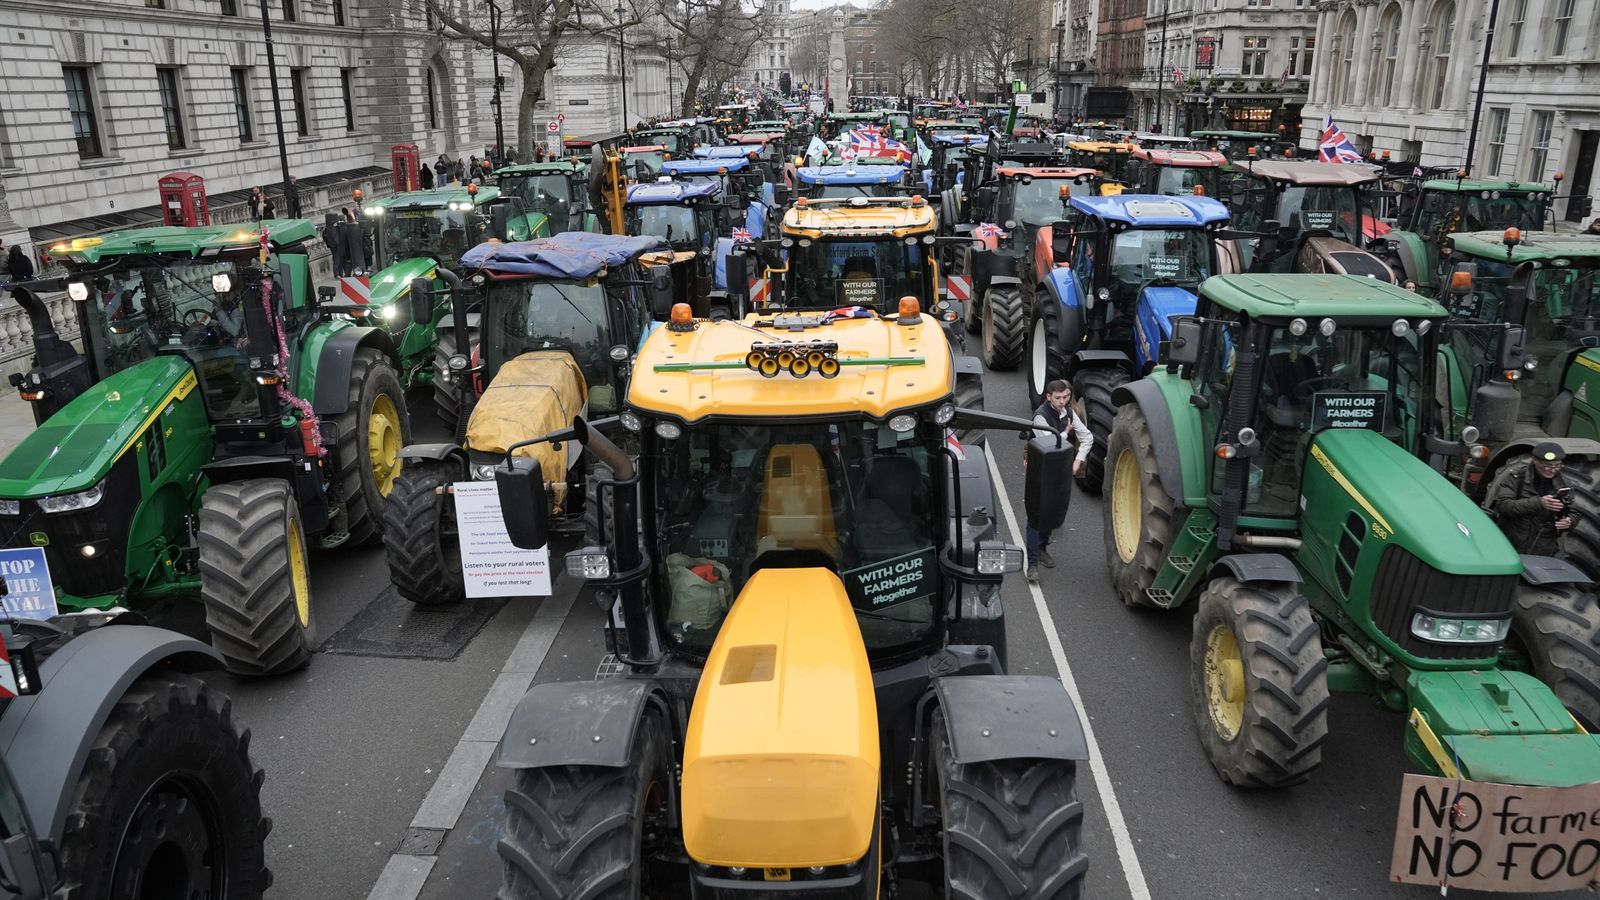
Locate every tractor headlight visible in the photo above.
<box><xmin>1411</xmin><ymin>613</ymin><xmax>1510</xmax><ymax>645</ymax></box>
<box><xmin>620</xmin><ymin>411</ymin><xmax>642</xmax><ymax>432</ymax></box>
<box><xmin>66</xmin><ymin>281</ymin><xmax>90</xmax><ymax>302</ymax></box>
<box><xmin>380</xmin><ymin>304</ymin><xmax>401</xmax><ymax>321</ymax></box>
<box><xmin>1288</xmin><ymin>317</ymin><xmax>1308</xmax><ymax>336</ymax></box>
<box><xmin>655</xmin><ymin>421</ymin><xmax>682</xmax><ymax>440</ymax></box>
<box><xmin>1319</xmin><ymin>317</ymin><xmax>1337</xmax><ymax>336</ymax></box>
<box><xmin>934</xmin><ymin>402</ymin><xmax>956</xmax><ymax>424</ymax></box>
<box><xmin>473</xmin><ymin>463</ymin><xmax>497</xmax><ymax>481</ymax></box>
<box><xmin>212</xmin><ymin>273</ymin><xmax>233</xmax><ymax>295</ymax></box>
<box><xmin>448</xmin><ymin>354</ymin><xmax>469</xmax><ymax>371</ymax></box>
<box><xmin>1391</xmin><ymin>318</ymin><xmax>1409</xmax><ymax>336</ymax></box>
<box><xmin>0</xmin><ymin>499</ymin><xmax>19</xmax><ymax>516</ymax></box>
<box><xmin>889</xmin><ymin>414</ymin><xmax>917</xmax><ymax>433</ymax></box>
<box><xmin>37</xmin><ymin>483</ymin><xmax>105</xmax><ymax>514</ymax></box>
<box><xmin>565</xmin><ymin>546</ymin><xmax>612</xmax><ymax>580</ymax></box>
<box><xmin>976</xmin><ymin>543</ymin><xmax>1024</xmax><ymax>575</ymax></box>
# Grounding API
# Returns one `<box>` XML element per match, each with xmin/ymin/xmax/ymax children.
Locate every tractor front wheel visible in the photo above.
<box><xmin>1190</xmin><ymin>577</ymin><xmax>1329</xmax><ymax>788</ymax></box>
<box><xmin>953</xmin><ymin>375</ymin><xmax>986</xmax><ymax>448</ymax></box>
<box><xmin>497</xmin><ymin>709</ymin><xmax>673</xmax><ymax>899</ymax></box>
<box><xmin>1558</xmin><ymin>459</ymin><xmax>1600</xmax><ymax>580</ymax></box>
<box><xmin>199</xmin><ymin>479</ymin><xmax>315</xmax><ymax>677</ymax></box>
<box><xmin>432</xmin><ymin>323</ymin><xmax>480</xmax><ymax>435</ymax></box>
<box><xmin>383</xmin><ymin>461</ymin><xmax>465</xmax><ymax>606</ymax></box>
<box><xmin>1509</xmin><ymin>581</ymin><xmax>1600</xmax><ymax>729</ymax></box>
<box><xmin>333</xmin><ymin>348</ymin><xmax>410</xmax><ymax>547</ymax></box>
<box><xmin>935</xmin><ymin>708</ymin><xmax>1087</xmax><ymax>898</ymax></box>
<box><xmin>981</xmin><ymin>285</ymin><xmax>1026</xmax><ymax>370</ymax></box>
<box><xmin>1103</xmin><ymin>404</ymin><xmax>1175</xmax><ymax>608</ymax></box>
<box><xmin>1073</xmin><ymin>368</ymin><xmax>1131</xmax><ymax>495</ymax></box>
<box><xmin>54</xmin><ymin>672</ymin><xmax>270</xmax><ymax>900</ymax></box>
<box><xmin>1027</xmin><ymin>311</ymin><xmax>1066</xmax><ymax>408</ymax></box>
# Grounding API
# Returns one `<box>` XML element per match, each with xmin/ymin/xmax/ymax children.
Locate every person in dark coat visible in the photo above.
<box><xmin>5</xmin><ymin>245</ymin><xmax>33</xmax><ymax>284</ymax></box>
<box><xmin>419</xmin><ymin>163</ymin><xmax>435</xmax><ymax>190</ymax></box>
<box><xmin>248</xmin><ymin>187</ymin><xmax>264</xmax><ymax>221</ymax></box>
<box><xmin>261</xmin><ymin>194</ymin><xmax>278</xmax><ymax>219</ymax></box>
<box><xmin>343</xmin><ymin>208</ymin><xmax>370</xmax><ymax>273</ymax></box>
<box><xmin>326</xmin><ymin>212</ymin><xmax>348</xmax><ymax>276</ymax></box>
<box><xmin>1585</xmin><ymin>218</ymin><xmax>1600</xmax><ymax>236</ymax></box>
<box><xmin>286</xmin><ymin>176</ymin><xmax>302</xmax><ymax>218</ymax></box>
<box><xmin>1487</xmin><ymin>442</ymin><xmax>1574</xmax><ymax>556</ymax></box>
<box><xmin>434</xmin><ymin>155</ymin><xmax>450</xmax><ymax>185</ymax></box>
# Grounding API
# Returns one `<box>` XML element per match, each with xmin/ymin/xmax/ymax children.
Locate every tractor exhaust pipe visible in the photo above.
<box><xmin>1233</xmin><ymin>533</ymin><xmax>1303</xmax><ymax>551</ymax></box>
<box><xmin>572</xmin><ymin>416</ymin><xmax>634</xmax><ymax>480</ymax></box>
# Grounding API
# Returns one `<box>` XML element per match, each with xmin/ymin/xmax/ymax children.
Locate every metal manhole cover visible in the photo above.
<box><xmin>595</xmin><ymin>654</ymin><xmax>626</xmax><ymax>679</ymax></box>
<box><xmin>320</xmin><ymin>588</ymin><xmax>508</xmax><ymax>660</ymax></box>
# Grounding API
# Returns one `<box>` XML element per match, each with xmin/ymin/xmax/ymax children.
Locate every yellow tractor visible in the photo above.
<box><xmin>491</xmin><ymin>299</ymin><xmax>1090</xmax><ymax>897</ymax></box>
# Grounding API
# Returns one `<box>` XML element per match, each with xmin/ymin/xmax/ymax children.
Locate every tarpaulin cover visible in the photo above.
<box><xmin>626</xmin><ymin>181</ymin><xmax>721</xmax><ymax>205</ymax></box>
<box><xmin>459</xmin><ymin>232</ymin><xmax>667</xmax><ymax>279</ymax></box>
<box><xmin>466</xmin><ymin>351</ymin><xmax>587</xmax><ymax>502</ymax></box>
<box><xmin>664</xmin><ymin>158</ymin><xmax>749</xmax><ymax>174</ymax></box>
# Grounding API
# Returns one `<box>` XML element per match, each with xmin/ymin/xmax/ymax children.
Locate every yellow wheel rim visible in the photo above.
<box><xmin>1111</xmin><ymin>448</ymin><xmax>1142</xmax><ymax>564</ymax></box>
<box><xmin>288</xmin><ymin>515</ymin><xmax>311</xmax><ymax>629</ymax></box>
<box><xmin>1204</xmin><ymin>624</ymin><xmax>1246</xmax><ymax>741</ymax></box>
<box><xmin>368</xmin><ymin>393</ymin><xmax>403</xmax><ymax>497</ymax></box>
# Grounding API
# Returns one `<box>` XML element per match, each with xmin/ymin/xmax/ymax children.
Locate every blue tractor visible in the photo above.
<box><xmin>793</xmin><ymin>164</ymin><xmax>909</xmax><ymax>199</ymax></box>
<box><xmin>662</xmin><ymin>156</ymin><xmax>777</xmax><ymax>239</ymax></box>
<box><xmin>1027</xmin><ymin>193</ymin><xmax>1232</xmax><ymax>490</ymax></box>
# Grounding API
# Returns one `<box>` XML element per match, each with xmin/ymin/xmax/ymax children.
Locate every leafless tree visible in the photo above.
<box><xmin>635</xmin><ymin>0</ymin><xmax>769</xmax><ymax>115</ymax></box>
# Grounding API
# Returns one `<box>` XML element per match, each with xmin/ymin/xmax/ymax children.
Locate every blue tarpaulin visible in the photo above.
<box><xmin>459</xmin><ymin>232</ymin><xmax>668</xmax><ymax>279</ymax></box>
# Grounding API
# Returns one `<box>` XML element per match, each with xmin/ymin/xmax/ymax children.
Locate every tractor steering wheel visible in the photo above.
<box><xmin>1292</xmin><ymin>376</ymin><xmax>1346</xmax><ymax>402</ymax></box>
<box><xmin>183</xmin><ymin>308</ymin><xmax>213</xmax><ymax>326</ymax></box>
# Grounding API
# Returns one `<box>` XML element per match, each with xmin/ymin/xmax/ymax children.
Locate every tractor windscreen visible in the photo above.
<box><xmin>1451</xmin><ymin>264</ymin><xmax>1600</xmax><ymax>422</ymax></box>
<box><xmin>815</xmin><ymin>183</ymin><xmax>888</xmax><ymax>199</ymax></box>
<box><xmin>481</xmin><ymin>280</ymin><xmax>614</xmax><ymax>395</ymax></box>
<box><xmin>786</xmin><ymin>239</ymin><xmax>930</xmax><ymax>311</ymax></box>
<box><xmin>1155</xmin><ymin>166</ymin><xmax>1225</xmax><ymax>198</ymax></box>
<box><xmin>1006</xmin><ymin>177</ymin><xmax>1094</xmax><ymax>226</ymax></box>
<box><xmin>501</xmin><ymin>173</ymin><xmax>571</xmax><ymax>229</ymax></box>
<box><xmin>1416</xmin><ymin>190</ymin><xmax>1547</xmax><ymax>236</ymax></box>
<box><xmin>1109</xmin><ymin>228</ymin><xmax>1212</xmax><ymax>289</ymax></box>
<box><xmin>624</xmin><ymin>151</ymin><xmax>667</xmax><ymax>178</ymax></box>
<box><xmin>1274</xmin><ymin>185</ymin><xmax>1364</xmax><ymax>245</ymax></box>
<box><xmin>627</xmin><ymin>204</ymin><xmax>703</xmax><ymax>248</ymax></box>
<box><xmin>650</xmin><ymin>418</ymin><xmax>942</xmax><ymax>655</ymax></box>
<box><xmin>375</xmin><ymin>207</ymin><xmax>475</xmax><ymax>268</ymax></box>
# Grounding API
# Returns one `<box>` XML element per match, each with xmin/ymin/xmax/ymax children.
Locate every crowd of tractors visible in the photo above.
<box><xmin>4</xmin><ymin>94</ymin><xmax>1600</xmax><ymax>898</ymax></box>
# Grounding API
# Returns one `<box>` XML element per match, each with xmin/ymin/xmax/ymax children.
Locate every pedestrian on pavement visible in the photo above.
<box><xmin>248</xmin><ymin>187</ymin><xmax>264</xmax><ymax>221</ymax></box>
<box><xmin>455</xmin><ymin>158</ymin><xmax>467</xmax><ymax>183</ymax></box>
<box><xmin>480</xmin><ymin>159</ymin><xmax>493</xmax><ymax>182</ymax></box>
<box><xmin>5</xmin><ymin>244</ymin><xmax>33</xmax><ymax>284</ymax></box>
<box><xmin>1486</xmin><ymin>442</ymin><xmax>1575</xmax><ymax>556</ymax></box>
<box><xmin>326</xmin><ymin>212</ymin><xmax>348</xmax><ymax>276</ymax></box>
<box><xmin>504</xmin><ymin>147</ymin><xmax>516</xmax><ymax>165</ymax></box>
<box><xmin>261</xmin><ymin>193</ymin><xmax>278</xmax><ymax>220</ymax></box>
<box><xmin>1585</xmin><ymin>218</ymin><xmax>1600</xmax><ymax>236</ymax></box>
<box><xmin>286</xmin><ymin>176</ymin><xmax>302</xmax><ymax>218</ymax></box>
<box><xmin>1025</xmin><ymin>378</ymin><xmax>1092</xmax><ymax>583</ymax></box>
<box><xmin>434</xmin><ymin>155</ymin><xmax>450</xmax><ymax>185</ymax></box>
<box><xmin>419</xmin><ymin>163</ymin><xmax>435</xmax><ymax>190</ymax></box>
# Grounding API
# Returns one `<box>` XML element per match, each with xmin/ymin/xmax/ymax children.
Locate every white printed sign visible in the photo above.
<box><xmin>452</xmin><ymin>481</ymin><xmax>552</xmax><ymax>598</ymax></box>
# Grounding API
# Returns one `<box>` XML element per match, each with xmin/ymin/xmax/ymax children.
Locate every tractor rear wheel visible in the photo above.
<box><xmin>982</xmin><ymin>285</ymin><xmax>1025</xmax><ymax>370</ymax></box>
<box><xmin>199</xmin><ymin>479</ymin><xmax>315</xmax><ymax>677</ymax></box>
<box><xmin>1073</xmin><ymin>368</ymin><xmax>1130</xmax><ymax>495</ymax></box>
<box><xmin>497</xmin><ymin>709</ymin><xmax>673</xmax><ymax>899</ymax></box>
<box><xmin>953</xmin><ymin>375</ymin><xmax>986</xmax><ymax>448</ymax></box>
<box><xmin>1103</xmin><ymin>405</ymin><xmax>1175</xmax><ymax>609</ymax></box>
<box><xmin>1190</xmin><ymin>577</ymin><xmax>1329</xmax><ymax>788</ymax></box>
<box><xmin>1509</xmin><ymin>581</ymin><xmax>1600</xmax><ymax>729</ymax></box>
<box><xmin>1558</xmin><ymin>460</ymin><xmax>1600</xmax><ymax>580</ymax></box>
<box><xmin>432</xmin><ymin>323</ymin><xmax>479</xmax><ymax>435</ymax></box>
<box><xmin>383</xmin><ymin>461</ymin><xmax>464</xmax><ymax>606</ymax></box>
<box><xmin>333</xmin><ymin>348</ymin><xmax>409</xmax><ymax>547</ymax></box>
<box><xmin>55</xmin><ymin>672</ymin><xmax>270</xmax><ymax>900</ymax></box>
<box><xmin>1027</xmin><ymin>311</ymin><xmax>1066</xmax><ymax>408</ymax></box>
<box><xmin>935</xmin><ymin>708</ymin><xmax>1087</xmax><ymax>899</ymax></box>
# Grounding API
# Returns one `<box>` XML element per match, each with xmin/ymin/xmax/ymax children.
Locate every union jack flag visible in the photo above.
<box><xmin>1318</xmin><ymin>114</ymin><xmax>1365</xmax><ymax>165</ymax></box>
<box><xmin>975</xmin><ymin>222</ymin><xmax>1007</xmax><ymax>239</ymax></box>
<box><xmin>845</xmin><ymin>129</ymin><xmax>912</xmax><ymax>164</ymax></box>
<box><xmin>732</xmin><ymin>227</ymin><xmax>753</xmax><ymax>243</ymax></box>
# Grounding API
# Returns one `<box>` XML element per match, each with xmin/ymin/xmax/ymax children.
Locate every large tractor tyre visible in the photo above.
<box><xmin>1072</xmin><ymin>368</ymin><xmax>1131</xmax><ymax>495</ymax></box>
<box><xmin>199</xmin><ymin>479</ymin><xmax>316</xmax><ymax>677</ymax></box>
<box><xmin>55</xmin><ymin>672</ymin><xmax>271</xmax><ymax>900</ymax></box>
<box><xmin>382</xmin><ymin>462</ymin><xmax>464</xmax><ymax>606</ymax></box>
<box><xmin>981</xmin><ymin>285</ymin><xmax>1026</xmax><ymax>371</ymax></box>
<box><xmin>1103</xmin><ymin>405</ymin><xmax>1176</xmax><ymax>609</ymax></box>
<box><xmin>953</xmin><ymin>376</ymin><xmax>987</xmax><ymax>448</ymax></box>
<box><xmin>1027</xmin><ymin>311</ymin><xmax>1067</xmax><ymax>408</ymax></box>
<box><xmin>332</xmin><ymin>347</ymin><xmax>410</xmax><ymax>547</ymax></box>
<box><xmin>1557</xmin><ymin>460</ymin><xmax>1600</xmax><ymax>580</ymax></box>
<box><xmin>432</xmin><ymin>324</ymin><xmax>479</xmax><ymax>434</ymax></box>
<box><xmin>934</xmin><ymin>708</ymin><xmax>1088</xmax><ymax>899</ymax></box>
<box><xmin>964</xmin><ymin>251</ymin><xmax>983</xmax><ymax>335</ymax></box>
<box><xmin>1509</xmin><ymin>581</ymin><xmax>1600</xmax><ymax>730</ymax></box>
<box><xmin>497</xmin><ymin>709</ymin><xmax>673</xmax><ymax>899</ymax></box>
<box><xmin>1190</xmin><ymin>577</ymin><xmax>1330</xmax><ymax>788</ymax></box>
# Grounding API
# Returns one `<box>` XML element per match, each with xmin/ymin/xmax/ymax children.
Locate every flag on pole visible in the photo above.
<box><xmin>844</xmin><ymin>129</ymin><xmax>912</xmax><ymax>164</ymax></box>
<box><xmin>1318</xmin><ymin>114</ymin><xmax>1365</xmax><ymax>164</ymax></box>
<box><xmin>1172</xmin><ymin>65</ymin><xmax>1185</xmax><ymax>86</ymax></box>
<box><xmin>806</xmin><ymin>135</ymin><xmax>830</xmax><ymax>165</ymax></box>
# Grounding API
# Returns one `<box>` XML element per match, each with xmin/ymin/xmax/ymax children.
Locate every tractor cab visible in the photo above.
<box><xmin>1126</xmin><ymin>148</ymin><xmax>1230</xmax><ymax>198</ymax></box>
<box><xmin>762</xmin><ymin>196</ymin><xmax>941</xmax><ymax>315</ymax></box>
<box><xmin>1381</xmin><ymin>178</ymin><xmax>1554</xmax><ymax>290</ymax></box>
<box><xmin>1132</xmin><ymin>133</ymin><xmax>1194</xmax><ymax>151</ymax></box>
<box><xmin>662</xmin><ymin>157</ymin><xmax>777</xmax><ymax>242</ymax></box>
<box><xmin>1226</xmin><ymin>160</ymin><xmax>1393</xmax><ymax>280</ymax></box>
<box><xmin>1189</xmin><ymin>129</ymin><xmax>1279</xmax><ymax>161</ymax></box>
<box><xmin>630</xmin><ymin>126</ymin><xmax>693</xmax><ymax>157</ymax></box>
<box><xmin>794</xmin><ymin>164</ymin><xmax>908</xmax><ymax>200</ymax></box>
<box><xmin>625</xmin><ymin>179</ymin><xmax>721</xmax><ymax>313</ymax></box>
<box><xmin>495</xmin><ymin>160</ymin><xmax>595</xmax><ymax>234</ymax></box>
<box><xmin>1065</xmin><ymin>140</ymin><xmax>1137</xmax><ymax>182</ymax></box>
<box><xmin>619</xmin><ymin>145</ymin><xmax>671</xmax><ymax>182</ymax></box>
<box><xmin>926</xmin><ymin>133</ymin><xmax>988</xmax><ymax>195</ymax></box>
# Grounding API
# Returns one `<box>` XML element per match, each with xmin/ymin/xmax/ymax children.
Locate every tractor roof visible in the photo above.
<box><xmin>1133</xmin><ymin>148</ymin><xmax>1227</xmax><ymax>167</ymax></box>
<box><xmin>1133</xmin><ymin>133</ymin><xmax>1192</xmax><ymax>145</ymax></box>
<box><xmin>459</xmin><ymin>232</ymin><xmax>668</xmax><ymax>279</ymax></box>
<box><xmin>782</xmin><ymin>197</ymin><xmax>935</xmax><ymax>237</ymax></box>
<box><xmin>1242</xmin><ymin>160</ymin><xmax>1379</xmax><ymax>186</ymax></box>
<box><xmin>53</xmin><ymin>220</ymin><xmax>316</xmax><ymax>262</ymax></box>
<box><xmin>795</xmin><ymin>165</ymin><xmax>905</xmax><ymax>185</ymax></box>
<box><xmin>932</xmin><ymin>133</ymin><xmax>987</xmax><ymax>145</ymax></box>
<box><xmin>1190</xmin><ymin>130</ymin><xmax>1278</xmax><ymax>140</ymax></box>
<box><xmin>729</xmin><ymin>133</ymin><xmax>778</xmax><ymax>144</ymax></box>
<box><xmin>1448</xmin><ymin>230</ymin><xmax>1600</xmax><ymax>263</ymax></box>
<box><xmin>822</xmin><ymin>155</ymin><xmax>904</xmax><ymax>167</ymax></box>
<box><xmin>496</xmin><ymin>160</ymin><xmax>586</xmax><ymax>176</ymax></box>
<box><xmin>1421</xmin><ymin>179</ymin><xmax>1553</xmax><ymax>194</ymax></box>
<box><xmin>621</xmin><ymin>145</ymin><xmax>667</xmax><ymax>154</ymax></box>
<box><xmin>372</xmin><ymin>185</ymin><xmax>502</xmax><ymax>209</ymax></box>
<box><xmin>747</xmin><ymin>120</ymin><xmax>790</xmax><ymax>130</ymax></box>
<box><xmin>1067</xmin><ymin>141</ymin><xmax>1136</xmax><ymax>153</ymax></box>
<box><xmin>1069</xmin><ymin>194</ymin><xmax>1229</xmax><ymax>227</ymax></box>
<box><xmin>1201</xmin><ymin>273</ymin><xmax>1448</xmax><ymax>321</ymax></box>
<box><xmin>629</xmin><ymin>313</ymin><xmax>953</xmax><ymax>423</ymax></box>
<box><xmin>664</xmin><ymin>157</ymin><xmax>749</xmax><ymax>175</ymax></box>
<box><xmin>995</xmin><ymin>166</ymin><xmax>1100</xmax><ymax>179</ymax></box>
<box><xmin>626</xmin><ymin>180</ymin><xmax>721</xmax><ymax>205</ymax></box>
<box><xmin>695</xmin><ymin>145</ymin><xmax>758</xmax><ymax>159</ymax></box>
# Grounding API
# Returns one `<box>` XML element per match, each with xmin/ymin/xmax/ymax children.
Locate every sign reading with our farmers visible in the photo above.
<box><xmin>0</xmin><ymin>548</ymin><xmax>56</xmax><ymax>620</ymax></box>
<box><xmin>1312</xmin><ymin>392</ymin><xmax>1388</xmax><ymax>432</ymax></box>
<box><xmin>842</xmin><ymin>547</ymin><xmax>934</xmax><ymax>612</ymax></box>
<box><xmin>452</xmin><ymin>481</ymin><xmax>552</xmax><ymax>598</ymax></box>
<box><xmin>1391</xmin><ymin>774</ymin><xmax>1600</xmax><ymax>891</ymax></box>
<box><xmin>837</xmin><ymin>278</ymin><xmax>883</xmax><ymax>307</ymax></box>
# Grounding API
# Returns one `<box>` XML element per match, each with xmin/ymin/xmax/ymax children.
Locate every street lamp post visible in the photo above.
<box><xmin>1153</xmin><ymin>0</ymin><xmax>1170</xmax><ymax>133</ymax></box>
<box><xmin>255</xmin><ymin>0</ymin><xmax>293</xmax><ymax>213</ymax></box>
<box><xmin>489</xmin><ymin>0</ymin><xmax>505</xmax><ymax>164</ymax></box>
<box><xmin>1053</xmin><ymin>19</ymin><xmax>1065</xmax><ymax>121</ymax></box>
<box><xmin>1463</xmin><ymin>0</ymin><xmax>1503</xmax><ymax>176</ymax></box>
<box><xmin>616</xmin><ymin>1</ymin><xmax>629</xmax><ymax>130</ymax></box>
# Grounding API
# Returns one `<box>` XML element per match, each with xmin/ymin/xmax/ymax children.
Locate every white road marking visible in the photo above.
<box><xmin>985</xmin><ymin>447</ymin><xmax>1153</xmax><ymax>900</ymax></box>
<box><xmin>365</xmin><ymin>590</ymin><xmax>576</xmax><ymax>900</ymax></box>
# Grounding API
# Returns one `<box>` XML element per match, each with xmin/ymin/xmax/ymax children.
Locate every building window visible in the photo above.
<box><xmin>157</xmin><ymin>67</ymin><xmax>186</xmax><ymax>150</ymax></box>
<box><xmin>425</xmin><ymin>68</ymin><xmax>439</xmax><ymax>129</ymax></box>
<box><xmin>1428</xmin><ymin>1</ymin><xmax>1455</xmax><ymax>110</ymax></box>
<box><xmin>1378</xmin><ymin>5</ymin><xmax>1400</xmax><ymax>105</ymax></box>
<box><xmin>221</xmin><ymin>0</ymin><xmax>237</xmax><ymax>13</ymax></box>
<box><xmin>333</xmin><ymin>0</ymin><xmax>345</xmax><ymax>25</ymax></box>
<box><xmin>231</xmin><ymin>67</ymin><xmax>255</xmax><ymax>142</ymax></box>
<box><xmin>63</xmin><ymin>66</ymin><xmax>103</xmax><ymax>158</ymax></box>
<box><xmin>291</xmin><ymin>68</ymin><xmax>310</xmax><ymax>136</ymax></box>
<box><xmin>1242</xmin><ymin>36</ymin><xmax>1268</xmax><ymax>76</ymax></box>
<box><xmin>1288</xmin><ymin>35</ymin><xmax>1315</xmax><ymax>77</ymax></box>
<box><xmin>1527</xmin><ymin>109</ymin><xmax>1553</xmax><ymax>181</ymax></box>
<box><xmin>1502</xmin><ymin>0</ymin><xmax>1526</xmax><ymax>59</ymax></box>
<box><xmin>146</xmin><ymin>0</ymin><xmax>165</xmax><ymax>7</ymax></box>
<box><xmin>1484</xmin><ymin>107</ymin><xmax>1509</xmax><ymax>176</ymax></box>
<box><xmin>1334</xmin><ymin>13</ymin><xmax>1356</xmax><ymax>103</ymax></box>
<box><xmin>341</xmin><ymin>68</ymin><xmax>356</xmax><ymax>130</ymax></box>
<box><xmin>1550</xmin><ymin>0</ymin><xmax>1575</xmax><ymax>56</ymax></box>
<box><xmin>282</xmin><ymin>0</ymin><xmax>295</xmax><ymax>21</ymax></box>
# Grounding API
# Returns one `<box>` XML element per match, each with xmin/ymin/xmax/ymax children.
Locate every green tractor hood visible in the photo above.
<box><xmin>0</xmin><ymin>355</ymin><xmax>197</xmax><ymax>498</ymax></box>
<box><xmin>1309</xmin><ymin>429</ymin><xmax>1522</xmax><ymax>575</ymax></box>
<box><xmin>367</xmin><ymin>257</ymin><xmax>439</xmax><ymax>308</ymax></box>
<box><xmin>1407</xmin><ymin>670</ymin><xmax>1600</xmax><ymax>787</ymax></box>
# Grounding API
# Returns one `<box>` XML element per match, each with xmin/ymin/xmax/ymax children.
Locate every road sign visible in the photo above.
<box><xmin>556</xmin><ymin>113</ymin><xmax>565</xmax><ymax>124</ymax></box>
<box><xmin>546</xmin><ymin>121</ymin><xmax>560</xmax><ymax>134</ymax></box>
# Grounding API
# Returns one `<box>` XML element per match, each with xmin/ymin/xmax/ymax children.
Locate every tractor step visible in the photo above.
<box><xmin>321</xmin><ymin>531</ymin><xmax>351</xmax><ymax>550</ymax></box>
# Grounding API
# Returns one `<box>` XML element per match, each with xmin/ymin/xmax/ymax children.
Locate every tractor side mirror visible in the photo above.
<box><xmin>490</xmin><ymin>204</ymin><xmax>511</xmax><ymax>242</ymax></box>
<box><xmin>1227</xmin><ymin>180</ymin><xmax>1250</xmax><ymax>207</ymax></box>
<box><xmin>495</xmin><ymin>457</ymin><xmax>550</xmax><ymax>550</ymax></box>
<box><xmin>725</xmin><ymin>251</ymin><xmax>750</xmax><ymax>305</ymax></box>
<box><xmin>772</xmin><ymin>184</ymin><xmax>792</xmax><ymax>206</ymax></box>
<box><xmin>1167</xmin><ymin>316</ymin><xmax>1202</xmax><ymax>367</ymax></box>
<box><xmin>1497</xmin><ymin>325</ymin><xmax>1527</xmax><ymax>372</ymax></box>
<box><xmin>648</xmin><ymin>264</ymin><xmax>674</xmax><ymax>318</ymax></box>
<box><xmin>408</xmin><ymin>278</ymin><xmax>435</xmax><ymax>325</ymax></box>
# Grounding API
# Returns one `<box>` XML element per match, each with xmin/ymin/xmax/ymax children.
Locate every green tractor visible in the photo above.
<box><xmin>361</xmin><ymin>184</ymin><xmax>549</xmax><ymax>429</ymax></box>
<box><xmin>496</xmin><ymin>159</ymin><xmax>602</xmax><ymax>234</ymax></box>
<box><xmin>381</xmin><ymin>233</ymin><xmax>671</xmax><ymax>605</ymax></box>
<box><xmin>3</xmin><ymin>222</ymin><xmax>412</xmax><ymax>675</ymax></box>
<box><xmin>1378</xmin><ymin>178</ymin><xmax>1554</xmax><ymax>292</ymax></box>
<box><xmin>1102</xmin><ymin>272</ymin><xmax>1600</xmax><ymax>796</ymax></box>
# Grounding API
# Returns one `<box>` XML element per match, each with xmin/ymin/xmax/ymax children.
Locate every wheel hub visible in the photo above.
<box><xmin>112</xmin><ymin>780</ymin><xmax>220</xmax><ymax>900</ymax></box>
<box><xmin>1111</xmin><ymin>448</ymin><xmax>1141</xmax><ymax>563</ymax></box>
<box><xmin>369</xmin><ymin>394</ymin><xmax>404</xmax><ymax>498</ymax></box>
<box><xmin>1205</xmin><ymin>624</ymin><xmax>1246</xmax><ymax>741</ymax></box>
<box><xmin>1031</xmin><ymin>318</ymin><xmax>1047</xmax><ymax>395</ymax></box>
<box><xmin>288</xmin><ymin>516</ymin><xmax>311</xmax><ymax>628</ymax></box>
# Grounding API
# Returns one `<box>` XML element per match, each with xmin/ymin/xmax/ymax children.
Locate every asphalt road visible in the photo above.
<box><xmin>194</xmin><ymin>370</ymin><xmax>1594</xmax><ymax>899</ymax></box>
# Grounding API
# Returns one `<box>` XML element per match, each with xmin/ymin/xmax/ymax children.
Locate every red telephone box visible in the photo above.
<box><xmin>392</xmin><ymin>143</ymin><xmax>421</xmax><ymax>192</ymax></box>
<box><xmin>158</xmin><ymin>172</ymin><xmax>209</xmax><ymax>226</ymax></box>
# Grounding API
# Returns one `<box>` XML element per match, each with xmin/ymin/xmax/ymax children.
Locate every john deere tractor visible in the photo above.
<box><xmin>496</xmin><ymin>159</ymin><xmax>601</xmax><ymax>234</ymax></box>
<box><xmin>381</xmin><ymin>233</ymin><xmax>669</xmax><ymax>605</ymax></box>
<box><xmin>1378</xmin><ymin>177</ymin><xmax>1554</xmax><ymax>292</ymax></box>
<box><xmin>3</xmin><ymin>222</ymin><xmax>410</xmax><ymax>675</ymax></box>
<box><xmin>1102</xmin><ymin>272</ymin><xmax>1600</xmax><ymax>798</ymax></box>
<box><xmin>1027</xmin><ymin>194</ymin><xmax>1233</xmax><ymax>491</ymax></box>
<box><xmin>362</xmin><ymin>184</ymin><xmax>548</xmax><ymax>430</ymax></box>
<box><xmin>488</xmin><ymin>297</ymin><xmax>1090</xmax><ymax>897</ymax></box>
